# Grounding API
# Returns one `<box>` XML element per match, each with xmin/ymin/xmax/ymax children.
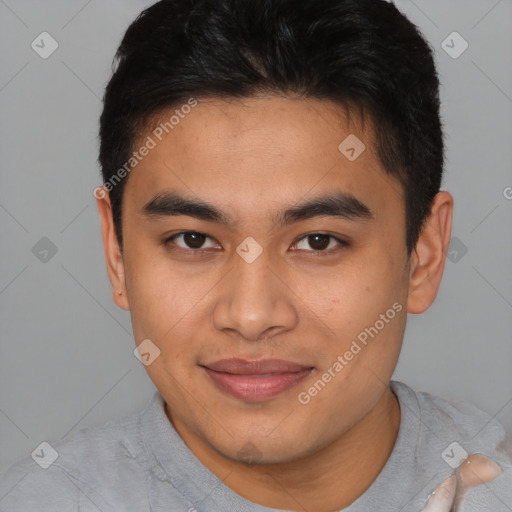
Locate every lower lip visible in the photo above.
<box><xmin>202</xmin><ymin>367</ymin><xmax>313</xmax><ymax>402</ymax></box>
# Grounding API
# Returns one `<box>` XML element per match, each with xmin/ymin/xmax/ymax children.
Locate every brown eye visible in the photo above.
<box><xmin>166</xmin><ymin>231</ymin><xmax>217</xmax><ymax>250</ymax></box>
<box><xmin>293</xmin><ymin>233</ymin><xmax>348</xmax><ymax>253</ymax></box>
<box><xmin>182</xmin><ymin>232</ymin><xmax>207</xmax><ymax>249</ymax></box>
<box><xmin>307</xmin><ymin>234</ymin><xmax>331</xmax><ymax>250</ymax></box>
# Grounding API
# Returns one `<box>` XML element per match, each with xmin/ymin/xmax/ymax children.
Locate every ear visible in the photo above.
<box><xmin>407</xmin><ymin>191</ymin><xmax>453</xmax><ymax>314</ymax></box>
<box><xmin>96</xmin><ymin>187</ymin><xmax>130</xmax><ymax>310</ymax></box>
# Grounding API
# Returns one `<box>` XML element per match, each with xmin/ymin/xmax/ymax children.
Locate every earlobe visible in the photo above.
<box><xmin>407</xmin><ymin>191</ymin><xmax>453</xmax><ymax>314</ymax></box>
<box><xmin>95</xmin><ymin>187</ymin><xmax>130</xmax><ymax>311</ymax></box>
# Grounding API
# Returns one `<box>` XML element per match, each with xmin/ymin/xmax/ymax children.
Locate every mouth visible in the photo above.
<box><xmin>200</xmin><ymin>358</ymin><xmax>315</xmax><ymax>402</ymax></box>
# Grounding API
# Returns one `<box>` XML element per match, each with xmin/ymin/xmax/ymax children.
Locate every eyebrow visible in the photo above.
<box><xmin>141</xmin><ymin>190</ymin><xmax>374</xmax><ymax>228</ymax></box>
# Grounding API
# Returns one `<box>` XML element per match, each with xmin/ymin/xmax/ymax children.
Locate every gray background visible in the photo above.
<box><xmin>0</xmin><ymin>0</ymin><xmax>511</xmax><ymax>474</ymax></box>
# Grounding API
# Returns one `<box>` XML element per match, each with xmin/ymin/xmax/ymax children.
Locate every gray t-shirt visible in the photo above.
<box><xmin>1</xmin><ymin>381</ymin><xmax>511</xmax><ymax>511</ymax></box>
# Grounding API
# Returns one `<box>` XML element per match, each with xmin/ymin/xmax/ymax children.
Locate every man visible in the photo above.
<box><xmin>1</xmin><ymin>0</ymin><xmax>511</xmax><ymax>510</ymax></box>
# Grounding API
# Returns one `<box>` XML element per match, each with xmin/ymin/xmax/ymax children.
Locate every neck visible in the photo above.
<box><xmin>166</xmin><ymin>386</ymin><xmax>401</xmax><ymax>511</ymax></box>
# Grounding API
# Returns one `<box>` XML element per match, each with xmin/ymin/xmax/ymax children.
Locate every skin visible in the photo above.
<box><xmin>97</xmin><ymin>95</ymin><xmax>454</xmax><ymax>511</ymax></box>
<box><xmin>422</xmin><ymin>454</ymin><xmax>503</xmax><ymax>511</ymax></box>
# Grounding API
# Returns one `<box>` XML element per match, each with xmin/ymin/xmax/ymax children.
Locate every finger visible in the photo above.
<box><xmin>421</xmin><ymin>475</ymin><xmax>457</xmax><ymax>512</ymax></box>
<box><xmin>459</xmin><ymin>454</ymin><xmax>503</xmax><ymax>487</ymax></box>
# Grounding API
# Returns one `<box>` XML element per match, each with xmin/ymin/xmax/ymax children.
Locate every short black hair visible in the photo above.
<box><xmin>98</xmin><ymin>0</ymin><xmax>444</xmax><ymax>255</ymax></box>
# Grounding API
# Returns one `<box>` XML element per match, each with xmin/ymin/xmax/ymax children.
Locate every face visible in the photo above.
<box><xmin>104</xmin><ymin>96</ymin><xmax>415</xmax><ymax>464</ymax></box>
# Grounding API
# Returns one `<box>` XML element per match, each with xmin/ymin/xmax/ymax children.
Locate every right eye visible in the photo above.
<box><xmin>164</xmin><ymin>231</ymin><xmax>220</xmax><ymax>252</ymax></box>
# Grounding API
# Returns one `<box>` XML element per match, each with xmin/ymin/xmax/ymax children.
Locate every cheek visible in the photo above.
<box><xmin>126</xmin><ymin>259</ymin><xmax>205</xmax><ymax>385</ymax></box>
<box><xmin>297</xmin><ymin>254</ymin><xmax>407</xmax><ymax>386</ymax></box>
<box><xmin>123</xmin><ymin>248</ymin><xmax>201</xmax><ymax>342</ymax></box>
<box><xmin>300</xmin><ymin>253</ymin><xmax>404</xmax><ymax>333</ymax></box>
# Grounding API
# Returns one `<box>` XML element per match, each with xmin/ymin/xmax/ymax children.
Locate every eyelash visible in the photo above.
<box><xmin>163</xmin><ymin>231</ymin><xmax>349</xmax><ymax>256</ymax></box>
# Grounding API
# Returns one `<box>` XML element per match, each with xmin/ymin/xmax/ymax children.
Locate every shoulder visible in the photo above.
<box><xmin>392</xmin><ymin>380</ymin><xmax>510</xmax><ymax>453</ymax></box>
<box><xmin>391</xmin><ymin>381</ymin><xmax>512</xmax><ymax>511</ymax></box>
<box><xmin>0</xmin><ymin>397</ymin><xmax>153</xmax><ymax>512</ymax></box>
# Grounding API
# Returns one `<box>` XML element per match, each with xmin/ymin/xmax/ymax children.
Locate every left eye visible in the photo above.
<box><xmin>293</xmin><ymin>234</ymin><xmax>347</xmax><ymax>252</ymax></box>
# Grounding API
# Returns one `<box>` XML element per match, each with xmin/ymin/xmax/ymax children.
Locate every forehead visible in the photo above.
<box><xmin>146</xmin><ymin>95</ymin><xmax>367</xmax><ymax>161</ymax></box>
<box><xmin>124</xmin><ymin>96</ymin><xmax>403</xmax><ymax>224</ymax></box>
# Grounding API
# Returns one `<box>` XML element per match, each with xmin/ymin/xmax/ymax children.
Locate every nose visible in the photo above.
<box><xmin>211</xmin><ymin>249</ymin><xmax>299</xmax><ymax>342</ymax></box>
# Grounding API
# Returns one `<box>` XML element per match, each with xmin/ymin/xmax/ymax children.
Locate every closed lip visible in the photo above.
<box><xmin>201</xmin><ymin>358</ymin><xmax>314</xmax><ymax>375</ymax></box>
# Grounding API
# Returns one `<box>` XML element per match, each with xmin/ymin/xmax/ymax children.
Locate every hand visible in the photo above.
<box><xmin>421</xmin><ymin>454</ymin><xmax>503</xmax><ymax>512</ymax></box>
